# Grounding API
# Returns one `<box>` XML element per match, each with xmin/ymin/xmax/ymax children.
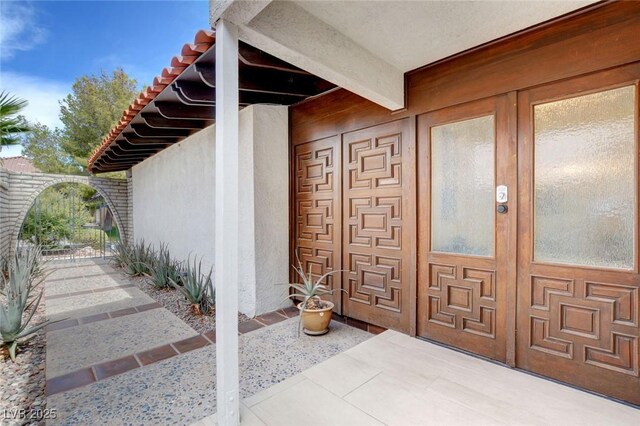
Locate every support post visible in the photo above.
<box><xmin>215</xmin><ymin>18</ymin><xmax>240</xmax><ymax>426</ymax></box>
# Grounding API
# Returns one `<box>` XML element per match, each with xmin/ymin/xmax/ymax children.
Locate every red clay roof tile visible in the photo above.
<box><xmin>87</xmin><ymin>29</ymin><xmax>215</xmax><ymax>169</ymax></box>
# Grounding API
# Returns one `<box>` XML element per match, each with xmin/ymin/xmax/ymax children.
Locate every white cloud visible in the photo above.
<box><xmin>0</xmin><ymin>71</ymin><xmax>69</xmax><ymax>129</ymax></box>
<box><xmin>0</xmin><ymin>1</ymin><xmax>48</xmax><ymax>60</ymax></box>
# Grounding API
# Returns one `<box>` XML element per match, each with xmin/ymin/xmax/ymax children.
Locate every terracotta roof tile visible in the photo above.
<box><xmin>87</xmin><ymin>29</ymin><xmax>215</xmax><ymax>169</ymax></box>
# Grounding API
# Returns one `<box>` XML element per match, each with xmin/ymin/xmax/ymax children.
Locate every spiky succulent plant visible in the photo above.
<box><xmin>145</xmin><ymin>243</ymin><xmax>182</xmax><ymax>289</ymax></box>
<box><xmin>0</xmin><ymin>247</ymin><xmax>56</xmax><ymax>361</ymax></box>
<box><xmin>169</xmin><ymin>256</ymin><xmax>214</xmax><ymax>315</ymax></box>
<box><xmin>284</xmin><ymin>254</ymin><xmax>345</xmax><ymax>336</ymax></box>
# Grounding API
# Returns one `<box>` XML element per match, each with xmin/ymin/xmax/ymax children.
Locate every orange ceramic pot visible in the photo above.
<box><xmin>297</xmin><ymin>301</ymin><xmax>334</xmax><ymax>335</ymax></box>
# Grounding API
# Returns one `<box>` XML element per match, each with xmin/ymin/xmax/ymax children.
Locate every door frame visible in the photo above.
<box><xmin>417</xmin><ymin>93</ymin><xmax>518</xmax><ymax>365</ymax></box>
<box><xmin>515</xmin><ymin>63</ymin><xmax>640</xmax><ymax>403</ymax></box>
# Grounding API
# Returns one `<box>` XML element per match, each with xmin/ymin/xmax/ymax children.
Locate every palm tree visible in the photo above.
<box><xmin>0</xmin><ymin>91</ymin><xmax>30</xmax><ymax>149</ymax></box>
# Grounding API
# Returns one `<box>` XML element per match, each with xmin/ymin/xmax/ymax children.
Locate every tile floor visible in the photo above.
<box><xmin>196</xmin><ymin>330</ymin><xmax>640</xmax><ymax>426</ymax></box>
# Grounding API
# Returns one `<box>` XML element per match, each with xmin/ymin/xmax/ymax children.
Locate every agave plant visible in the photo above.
<box><xmin>111</xmin><ymin>240</ymin><xmax>132</xmax><ymax>269</ymax></box>
<box><xmin>169</xmin><ymin>256</ymin><xmax>214</xmax><ymax>315</ymax></box>
<box><xmin>114</xmin><ymin>240</ymin><xmax>154</xmax><ymax>276</ymax></box>
<box><xmin>284</xmin><ymin>255</ymin><xmax>345</xmax><ymax>336</ymax></box>
<box><xmin>285</xmin><ymin>254</ymin><xmax>344</xmax><ymax>310</ymax></box>
<box><xmin>0</xmin><ymin>247</ymin><xmax>56</xmax><ymax>361</ymax></box>
<box><xmin>145</xmin><ymin>243</ymin><xmax>182</xmax><ymax>289</ymax></box>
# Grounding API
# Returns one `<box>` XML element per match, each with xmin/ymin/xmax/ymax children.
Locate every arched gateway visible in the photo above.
<box><xmin>0</xmin><ymin>169</ymin><xmax>130</xmax><ymax>258</ymax></box>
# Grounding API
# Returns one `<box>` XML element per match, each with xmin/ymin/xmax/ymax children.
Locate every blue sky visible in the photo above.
<box><xmin>0</xmin><ymin>0</ymin><xmax>210</xmax><ymax>156</ymax></box>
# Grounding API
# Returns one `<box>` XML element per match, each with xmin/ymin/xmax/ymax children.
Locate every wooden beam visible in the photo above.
<box><xmin>172</xmin><ymin>81</ymin><xmax>215</xmax><ymax>106</ymax></box>
<box><xmin>155</xmin><ymin>102</ymin><xmax>215</xmax><ymax>120</ymax></box>
<box><xmin>195</xmin><ymin>62</ymin><xmax>334</xmax><ymax>97</ymax></box>
<box><xmin>141</xmin><ymin>113</ymin><xmax>211</xmax><ymax>129</ymax></box>
<box><xmin>131</xmin><ymin>124</ymin><xmax>192</xmax><ymax>138</ymax></box>
<box><xmin>173</xmin><ymin>80</ymin><xmax>305</xmax><ymax>106</ymax></box>
<box><xmin>122</xmin><ymin>132</ymin><xmax>179</xmax><ymax>144</ymax></box>
<box><xmin>114</xmin><ymin>139</ymin><xmax>170</xmax><ymax>151</ymax></box>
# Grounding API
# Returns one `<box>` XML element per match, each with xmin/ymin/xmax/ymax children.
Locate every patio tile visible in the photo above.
<box><xmin>345</xmin><ymin>335</ymin><xmax>443</xmax><ymax>388</ymax></box>
<box><xmin>173</xmin><ymin>335</ymin><xmax>210</xmax><ymax>354</ymax></box>
<box><xmin>250</xmin><ymin>379</ymin><xmax>383</xmax><ymax>426</ymax></box>
<box><xmin>109</xmin><ymin>306</ymin><xmax>138</xmax><ymax>318</ymax></box>
<box><xmin>46</xmin><ymin>368</ymin><xmax>95</xmax><ymax>396</ymax></box>
<box><xmin>203</xmin><ymin>330</ymin><xmax>216</xmax><ymax>343</ymax></box>
<box><xmin>46</xmin><ymin>308</ymin><xmax>197</xmax><ymax>378</ymax></box>
<box><xmin>254</xmin><ymin>311</ymin><xmax>287</xmax><ymax>325</ymax></box>
<box><xmin>136</xmin><ymin>301</ymin><xmax>162</xmax><ymax>312</ymax></box>
<box><xmin>279</xmin><ymin>306</ymin><xmax>300</xmax><ymax>318</ymax></box>
<box><xmin>302</xmin><ymin>352</ymin><xmax>381</xmax><ymax>397</ymax></box>
<box><xmin>46</xmin><ymin>289</ymin><xmax>93</xmax><ymax>300</ymax></box>
<box><xmin>344</xmin><ymin>371</ymin><xmax>503</xmax><ymax>425</ymax></box>
<box><xmin>136</xmin><ymin>344</ymin><xmax>179</xmax><ymax>366</ymax></box>
<box><xmin>45</xmin><ymin>318</ymin><xmax>78</xmax><ymax>333</ymax></box>
<box><xmin>243</xmin><ymin>375</ymin><xmax>306</xmax><ymax>408</ymax></box>
<box><xmin>238</xmin><ymin>319</ymin><xmax>265</xmax><ymax>334</ymax></box>
<box><xmin>77</xmin><ymin>312</ymin><xmax>110</xmax><ymax>325</ymax></box>
<box><xmin>93</xmin><ymin>355</ymin><xmax>140</xmax><ymax>381</ymax></box>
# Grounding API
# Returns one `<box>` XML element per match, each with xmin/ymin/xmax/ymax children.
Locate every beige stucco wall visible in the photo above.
<box><xmin>132</xmin><ymin>105</ymin><xmax>289</xmax><ymax>317</ymax></box>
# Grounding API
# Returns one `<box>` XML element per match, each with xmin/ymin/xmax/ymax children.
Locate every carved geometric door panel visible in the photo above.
<box><xmin>293</xmin><ymin>137</ymin><xmax>342</xmax><ymax>312</ymax></box>
<box><xmin>342</xmin><ymin>119</ymin><xmax>413</xmax><ymax>333</ymax></box>
<box><xmin>417</xmin><ymin>95</ymin><xmax>516</xmax><ymax>363</ymax></box>
<box><xmin>517</xmin><ymin>71</ymin><xmax>640</xmax><ymax>405</ymax></box>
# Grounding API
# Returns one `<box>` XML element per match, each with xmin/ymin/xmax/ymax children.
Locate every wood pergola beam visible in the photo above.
<box><xmin>155</xmin><ymin>102</ymin><xmax>215</xmax><ymax>120</ymax></box>
<box><xmin>141</xmin><ymin>113</ymin><xmax>211</xmax><ymax>130</ymax></box>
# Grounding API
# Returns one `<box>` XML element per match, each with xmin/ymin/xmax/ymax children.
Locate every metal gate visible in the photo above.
<box><xmin>17</xmin><ymin>184</ymin><xmax>119</xmax><ymax>261</ymax></box>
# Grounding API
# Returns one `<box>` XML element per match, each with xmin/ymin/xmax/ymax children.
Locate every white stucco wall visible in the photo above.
<box><xmin>132</xmin><ymin>105</ymin><xmax>289</xmax><ymax>317</ymax></box>
<box><xmin>246</xmin><ymin>105</ymin><xmax>290</xmax><ymax>316</ymax></box>
<box><xmin>133</xmin><ymin>125</ymin><xmax>216</xmax><ymax>271</ymax></box>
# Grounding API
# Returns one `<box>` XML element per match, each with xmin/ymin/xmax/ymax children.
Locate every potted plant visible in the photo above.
<box><xmin>285</xmin><ymin>256</ymin><xmax>344</xmax><ymax>336</ymax></box>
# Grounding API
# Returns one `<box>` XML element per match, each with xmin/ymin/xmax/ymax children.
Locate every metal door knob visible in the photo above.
<box><xmin>497</xmin><ymin>204</ymin><xmax>508</xmax><ymax>214</ymax></box>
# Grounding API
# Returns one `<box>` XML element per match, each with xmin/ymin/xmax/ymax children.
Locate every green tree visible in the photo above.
<box><xmin>22</xmin><ymin>122</ymin><xmax>79</xmax><ymax>174</ymax></box>
<box><xmin>0</xmin><ymin>91</ymin><xmax>30</xmax><ymax>149</ymax></box>
<box><xmin>59</xmin><ymin>69</ymin><xmax>138</xmax><ymax>170</ymax></box>
<box><xmin>20</xmin><ymin>185</ymin><xmax>94</xmax><ymax>247</ymax></box>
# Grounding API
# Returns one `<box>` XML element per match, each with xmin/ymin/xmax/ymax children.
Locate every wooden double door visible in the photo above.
<box><xmin>293</xmin><ymin>119</ymin><xmax>414</xmax><ymax>333</ymax></box>
<box><xmin>417</xmin><ymin>66</ymin><xmax>640</xmax><ymax>405</ymax></box>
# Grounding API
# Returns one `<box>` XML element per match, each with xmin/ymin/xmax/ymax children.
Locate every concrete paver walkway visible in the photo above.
<box><xmin>205</xmin><ymin>330</ymin><xmax>639</xmax><ymax>426</ymax></box>
<box><xmin>43</xmin><ymin>260</ymin><xmax>371</xmax><ymax>425</ymax></box>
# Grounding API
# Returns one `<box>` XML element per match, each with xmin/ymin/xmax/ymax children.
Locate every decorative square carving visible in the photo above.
<box><xmin>347</xmin><ymin>252</ymin><xmax>402</xmax><ymax>312</ymax></box>
<box><xmin>528</xmin><ymin>275</ymin><xmax>639</xmax><ymax>375</ymax></box>
<box><xmin>427</xmin><ymin>263</ymin><xmax>496</xmax><ymax>338</ymax></box>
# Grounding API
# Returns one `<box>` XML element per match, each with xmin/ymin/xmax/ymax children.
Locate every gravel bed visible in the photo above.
<box><xmin>0</xmin><ymin>297</ymin><xmax>47</xmax><ymax>426</ymax></box>
<box><xmin>120</xmin><ymin>270</ymin><xmax>250</xmax><ymax>335</ymax></box>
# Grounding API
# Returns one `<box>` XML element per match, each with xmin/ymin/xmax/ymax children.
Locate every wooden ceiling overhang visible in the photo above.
<box><xmin>88</xmin><ymin>30</ymin><xmax>335</xmax><ymax>173</ymax></box>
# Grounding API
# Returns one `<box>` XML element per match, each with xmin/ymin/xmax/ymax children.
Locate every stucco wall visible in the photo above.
<box><xmin>132</xmin><ymin>105</ymin><xmax>289</xmax><ymax>317</ymax></box>
<box><xmin>250</xmin><ymin>105</ymin><xmax>289</xmax><ymax>315</ymax></box>
<box><xmin>132</xmin><ymin>125</ymin><xmax>216</xmax><ymax>271</ymax></box>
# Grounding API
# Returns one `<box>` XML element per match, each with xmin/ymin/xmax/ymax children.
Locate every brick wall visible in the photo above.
<box><xmin>0</xmin><ymin>169</ymin><xmax>9</xmax><ymax>259</ymax></box>
<box><xmin>0</xmin><ymin>169</ymin><xmax>130</xmax><ymax>258</ymax></box>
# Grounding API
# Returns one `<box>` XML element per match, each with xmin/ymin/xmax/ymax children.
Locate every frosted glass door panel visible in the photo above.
<box><xmin>431</xmin><ymin>115</ymin><xmax>495</xmax><ymax>256</ymax></box>
<box><xmin>534</xmin><ymin>86</ymin><xmax>635</xmax><ymax>269</ymax></box>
